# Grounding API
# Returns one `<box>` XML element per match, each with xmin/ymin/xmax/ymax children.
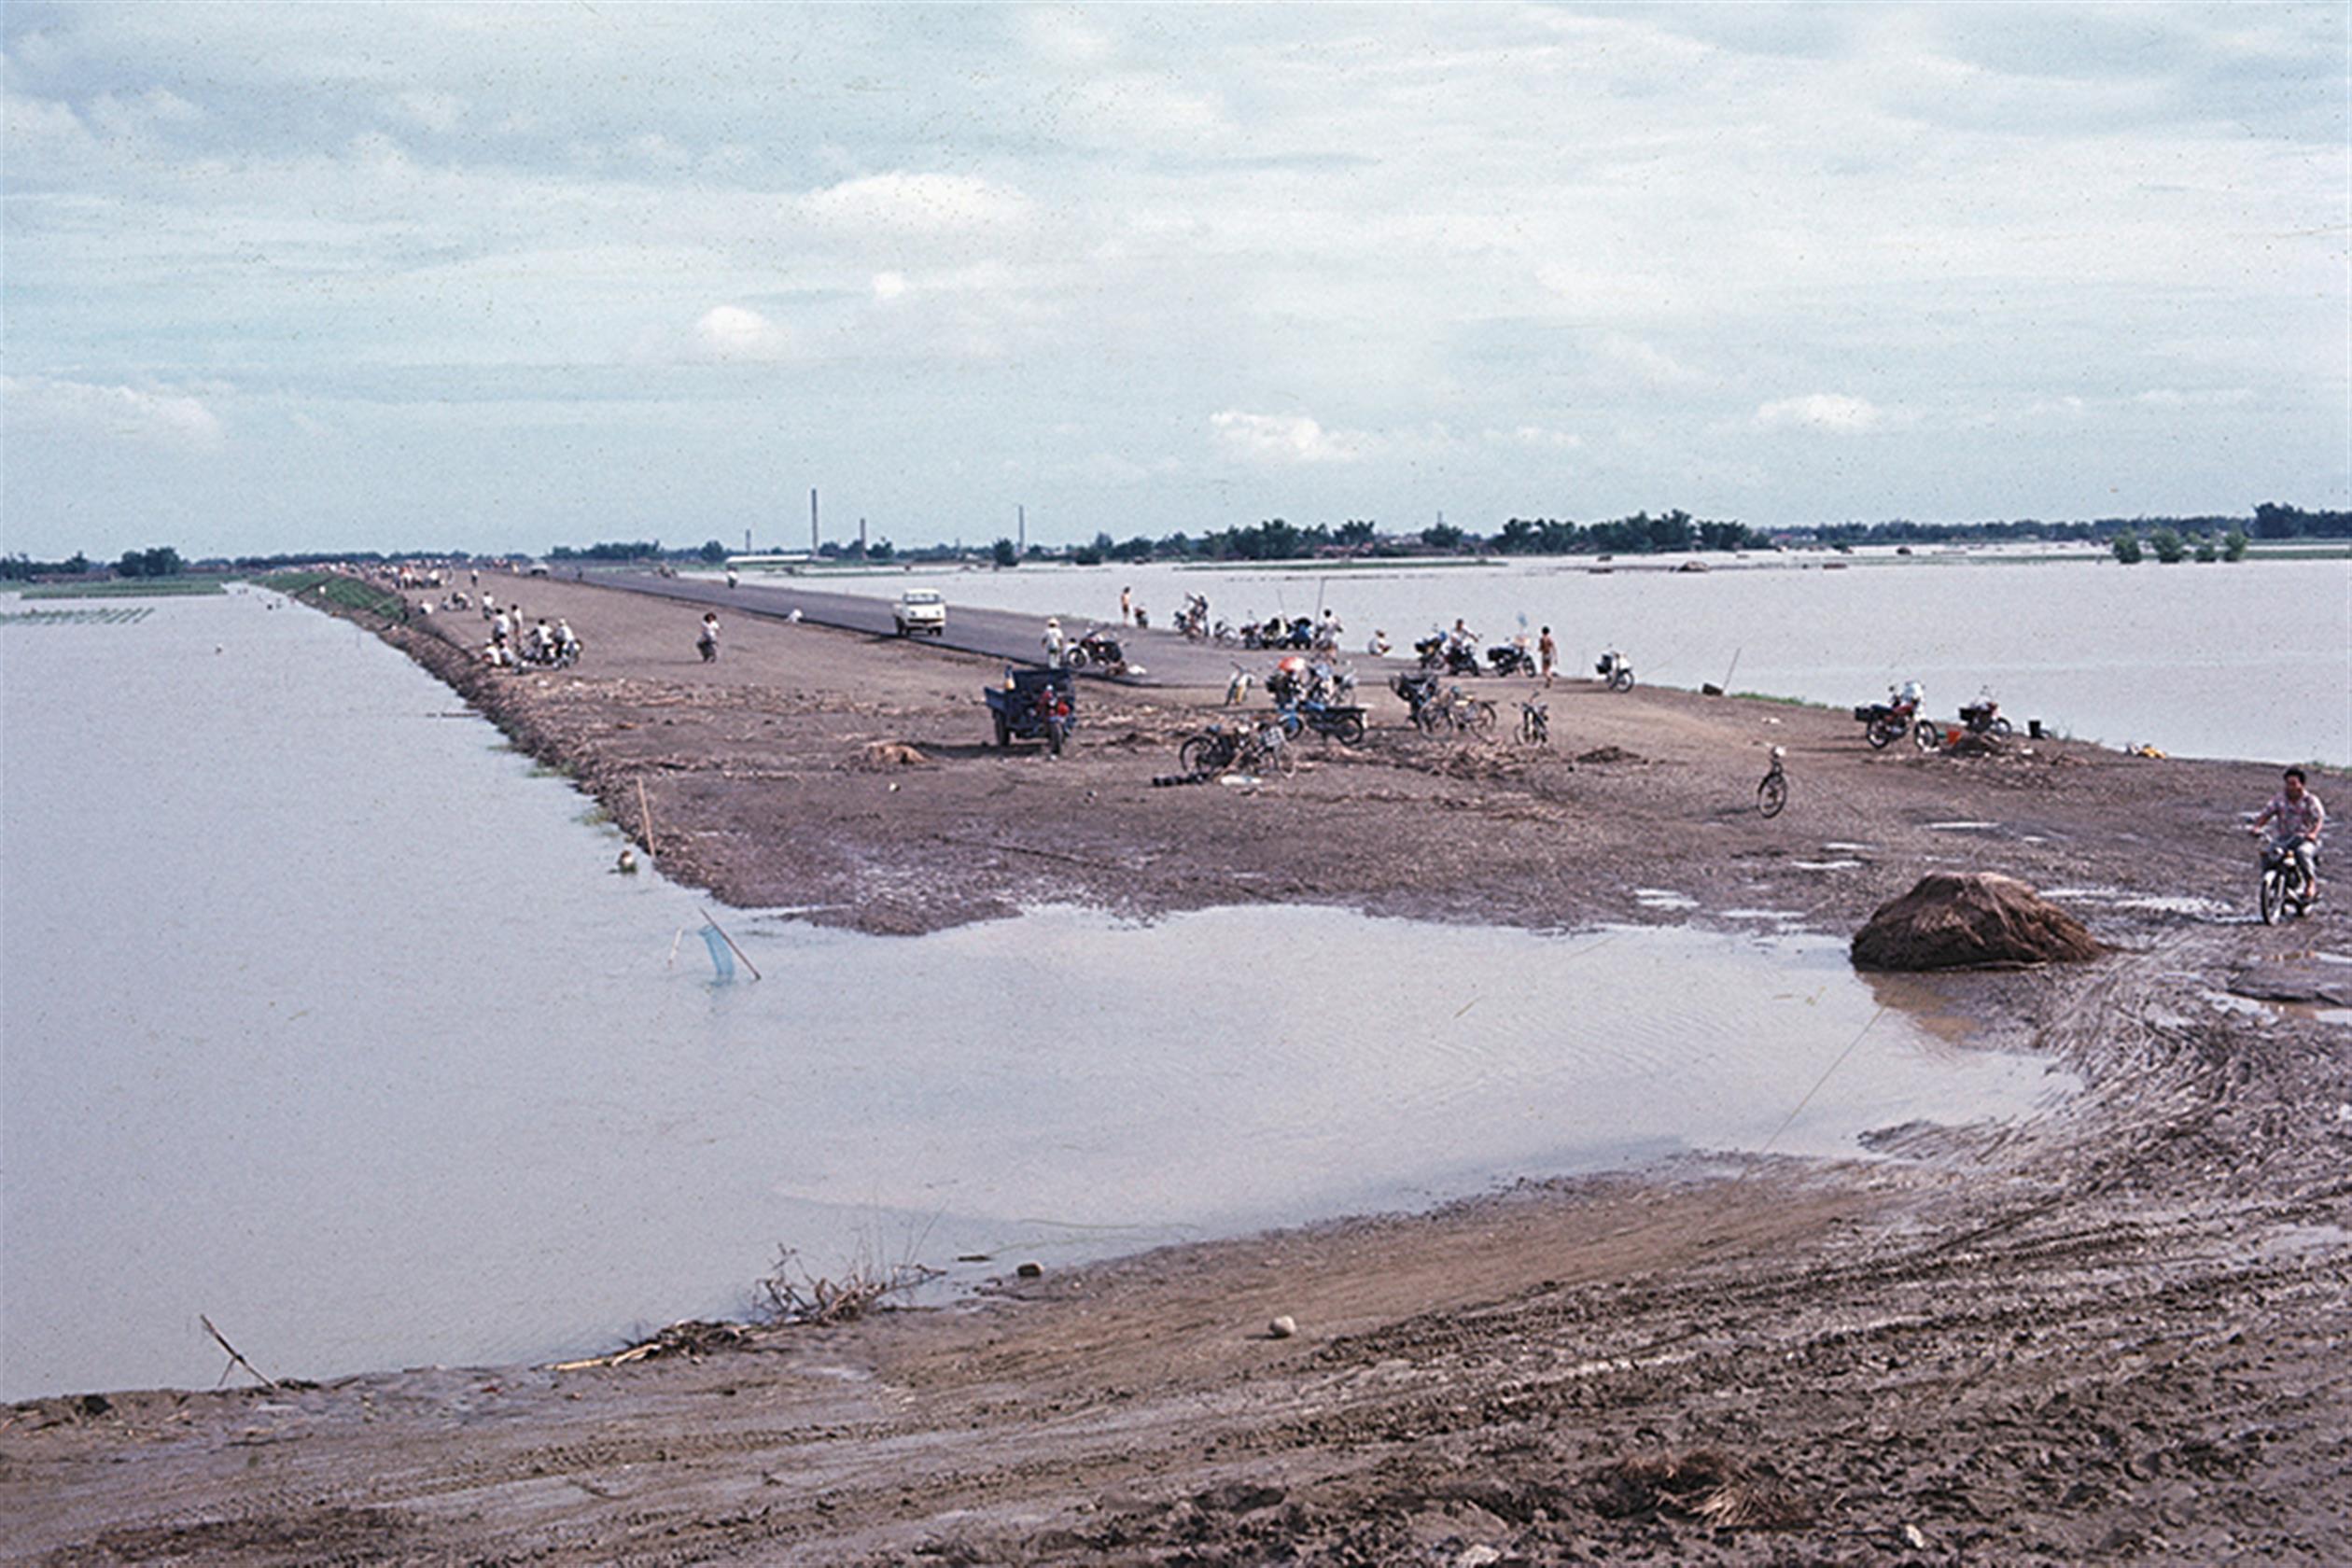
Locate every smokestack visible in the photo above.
<box><xmin>1017</xmin><ymin>504</ymin><xmax>1026</xmax><ymax>552</ymax></box>
<box><xmin>859</xmin><ymin>517</ymin><xmax>868</xmax><ymax>553</ymax></box>
<box><xmin>810</xmin><ymin>489</ymin><xmax>819</xmax><ymax>553</ymax></box>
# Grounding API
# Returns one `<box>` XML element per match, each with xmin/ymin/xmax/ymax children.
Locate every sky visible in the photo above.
<box><xmin>2</xmin><ymin>2</ymin><xmax>2345</xmax><ymax>560</ymax></box>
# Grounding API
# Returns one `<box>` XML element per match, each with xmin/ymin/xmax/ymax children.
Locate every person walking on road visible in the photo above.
<box><xmin>697</xmin><ymin>611</ymin><xmax>721</xmax><ymax>663</ymax></box>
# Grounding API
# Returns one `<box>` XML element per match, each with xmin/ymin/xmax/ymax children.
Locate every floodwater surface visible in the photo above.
<box><xmin>3</xmin><ymin>592</ymin><xmax>2071</xmax><ymax>1398</ymax></box>
<box><xmin>778</xmin><ymin>552</ymin><xmax>2352</xmax><ymax>766</ymax></box>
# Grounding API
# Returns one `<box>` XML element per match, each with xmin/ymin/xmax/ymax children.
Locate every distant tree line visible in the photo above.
<box><xmin>12</xmin><ymin>502</ymin><xmax>2338</xmax><ymax>584</ymax></box>
<box><xmin>1</xmin><ymin>551</ymin><xmax>94</xmax><ymax>580</ymax></box>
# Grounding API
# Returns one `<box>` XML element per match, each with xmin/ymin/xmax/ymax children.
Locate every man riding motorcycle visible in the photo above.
<box><xmin>2250</xmin><ymin>765</ymin><xmax>2325</xmax><ymax>906</ymax></box>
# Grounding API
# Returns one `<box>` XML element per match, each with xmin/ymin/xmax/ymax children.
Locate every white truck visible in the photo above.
<box><xmin>893</xmin><ymin>589</ymin><xmax>947</xmax><ymax>637</ymax></box>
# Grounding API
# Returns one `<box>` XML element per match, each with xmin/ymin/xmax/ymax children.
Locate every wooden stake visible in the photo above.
<box><xmin>199</xmin><ymin>1314</ymin><xmax>279</xmax><ymax>1390</ymax></box>
<box><xmin>637</xmin><ymin>776</ymin><xmax>658</xmax><ymax>855</ymax></box>
<box><xmin>700</xmin><ymin>907</ymin><xmax>763</xmax><ymax>981</ymax></box>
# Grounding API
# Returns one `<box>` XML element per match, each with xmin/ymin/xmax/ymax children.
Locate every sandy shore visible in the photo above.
<box><xmin>6</xmin><ymin>573</ymin><xmax>2347</xmax><ymax>1565</ymax></box>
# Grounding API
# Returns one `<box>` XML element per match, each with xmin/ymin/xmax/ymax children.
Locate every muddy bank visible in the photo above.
<box><xmin>6</xmin><ymin>574</ymin><xmax>2346</xmax><ymax>1565</ymax></box>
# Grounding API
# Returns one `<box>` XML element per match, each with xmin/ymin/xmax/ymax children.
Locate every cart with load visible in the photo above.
<box><xmin>986</xmin><ymin>665</ymin><xmax>1077</xmax><ymax>754</ymax></box>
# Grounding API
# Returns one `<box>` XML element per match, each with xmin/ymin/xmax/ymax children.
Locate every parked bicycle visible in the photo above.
<box><xmin>1757</xmin><ymin>746</ymin><xmax>1788</xmax><ymax>818</ymax></box>
<box><xmin>1519</xmin><ymin>700</ymin><xmax>1549</xmax><ymax>746</ymax></box>
<box><xmin>1420</xmin><ymin>685</ymin><xmax>1496</xmax><ymax>736</ymax></box>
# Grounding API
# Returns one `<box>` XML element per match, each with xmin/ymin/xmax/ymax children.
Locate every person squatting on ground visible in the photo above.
<box><xmin>2251</xmin><ymin>765</ymin><xmax>2325</xmax><ymax>905</ymax></box>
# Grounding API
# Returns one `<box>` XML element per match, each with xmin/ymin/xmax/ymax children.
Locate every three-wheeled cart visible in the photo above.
<box><xmin>986</xmin><ymin>665</ymin><xmax>1076</xmax><ymax>754</ymax></box>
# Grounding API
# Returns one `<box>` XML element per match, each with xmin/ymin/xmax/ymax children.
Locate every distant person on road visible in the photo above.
<box><xmin>1366</xmin><ymin>629</ymin><xmax>1392</xmax><ymax>658</ymax></box>
<box><xmin>1043</xmin><ymin>616</ymin><xmax>1066</xmax><ymax>668</ymax></box>
<box><xmin>1538</xmin><ymin>626</ymin><xmax>1557</xmax><ymax>686</ymax></box>
<box><xmin>1120</xmin><ymin>585</ymin><xmax>1133</xmax><ymax>624</ymax></box>
<box><xmin>697</xmin><ymin>611</ymin><xmax>721</xmax><ymax>663</ymax></box>
<box><xmin>725</xmin><ymin>566</ymin><xmax>739</xmax><ymax>589</ymax></box>
<box><xmin>2251</xmin><ymin>766</ymin><xmax>2325</xmax><ymax>905</ymax></box>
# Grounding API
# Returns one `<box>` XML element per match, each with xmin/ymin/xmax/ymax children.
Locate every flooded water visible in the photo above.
<box><xmin>781</xmin><ymin>552</ymin><xmax>2352</xmax><ymax>766</ymax></box>
<box><xmin>3</xmin><ymin>591</ymin><xmax>2071</xmax><ymax>1399</ymax></box>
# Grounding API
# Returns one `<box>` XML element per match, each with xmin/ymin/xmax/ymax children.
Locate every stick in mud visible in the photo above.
<box><xmin>699</xmin><ymin>908</ymin><xmax>763</xmax><ymax>980</ymax></box>
<box><xmin>637</xmin><ymin>775</ymin><xmax>658</xmax><ymax>856</ymax></box>
<box><xmin>198</xmin><ymin>1313</ymin><xmax>278</xmax><ymax>1390</ymax></box>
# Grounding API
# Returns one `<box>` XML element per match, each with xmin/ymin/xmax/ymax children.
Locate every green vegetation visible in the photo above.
<box><xmin>19</xmin><ymin>577</ymin><xmax>224</xmax><ymax>599</ymax></box>
<box><xmin>258</xmin><ymin>570</ymin><xmax>409</xmax><ymax>619</ymax></box>
<box><xmin>2149</xmin><ymin>526</ymin><xmax>2186</xmax><ymax>565</ymax></box>
<box><xmin>1730</xmin><ymin>692</ymin><xmax>1826</xmax><ymax>708</ymax></box>
<box><xmin>2111</xmin><ymin>532</ymin><xmax>2144</xmax><ymax>565</ymax></box>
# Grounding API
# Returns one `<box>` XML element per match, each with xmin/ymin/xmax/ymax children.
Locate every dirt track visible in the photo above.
<box><xmin>6</xmin><ymin>573</ymin><xmax>2347</xmax><ymax>1565</ymax></box>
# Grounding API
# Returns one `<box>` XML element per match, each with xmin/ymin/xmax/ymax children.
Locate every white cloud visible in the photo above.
<box><xmin>2135</xmin><ymin>387</ymin><xmax>2256</xmax><ymax>409</ymax></box>
<box><xmin>1754</xmin><ymin>394</ymin><xmax>1896</xmax><ymax>435</ymax></box>
<box><xmin>691</xmin><ymin>305</ymin><xmax>792</xmax><ymax>362</ymax></box>
<box><xmin>1210</xmin><ymin>410</ymin><xmax>1376</xmax><ymax>465</ymax></box>
<box><xmin>387</xmin><ymin>90</ymin><xmax>464</xmax><ymax>133</ymax></box>
<box><xmin>1494</xmin><ymin>426</ymin><xmax>1583</xmax><ymax>450</ymax></box>
<box><xmin>800</xmin><ymin>172</ymin><xmax>1031</xmax><ymax>236</ymax></box>
<box><xmin>2</xmin><ymin>374</ymin><xmax>227</xmax><ymax>452</ymax></box>
<box><xmin>1594</xmin><ymin>333</ymin><xmax>1704</xmax><ymax>388</ymax></box>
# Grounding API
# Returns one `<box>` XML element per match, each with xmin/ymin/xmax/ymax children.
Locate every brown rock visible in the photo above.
<box><xmin>1851</xmin><ymin>872</ymin><xmax>2102</xmax><ymax>971</ymax></box>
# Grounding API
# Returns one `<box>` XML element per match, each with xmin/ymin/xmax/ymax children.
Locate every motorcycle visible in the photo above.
<box><xmin>1958</xmin><ymin>693</ymin><xmax>2013</xmax><ymax>737</ymax></box>
<box><xmin>1390</xmin><ymin>670</ymin><xmax>1444</xmax><ymax>728</ymax></box>
<box><xmin>1486</xmin><ymin>642</ymin><xmax>1537</xmax><ymax>679</ymax></box>
<box><xmin>1417</xmin><ymin>633</ymin><xmax>1481</xmax><ymax>678</ymax></box>
<box><xmin>2258</xmin><ymin>837</ymin><xmax>2317</xmax><ymax>924</ymax></box>
<box><xmin>1277</xmin><ymin>697</ymin><xmax>1368</xmax><ymax>747</ymax></box>
<box><xmin>1065</xmin><ymin>627</ymin><xmax>1138</xmax><ymax>676</ymax></box>
<box><xmin>1175</xmin><ymin>595</ymin><xmax>1211</xmax><ymax>642</ymax></box>
<box><xmin>1853</xmin><ymin>684</ymin><xmax>1936</xmax><ymax>750</ymax></box>
<box><xmin>1243</xmin><ymin>615</ymin><xmax>1315</xmax><ymax>651</ymax></box>
<box><xmin>1594</xmin><ymin>651</ymin><xmax>1634</xmax><ymax>692</ymax></box>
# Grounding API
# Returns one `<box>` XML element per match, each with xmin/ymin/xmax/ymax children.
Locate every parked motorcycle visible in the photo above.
<box><xmin>1277</xmin><ymin>697</ymin><xmax>1368</xmax><ymax>747</ymax></box>
<box><xmin>1486</xmin><ymin>642</ymin><xmax>1537</xmax><ymax>679</ymax></box>
<box><xmin>1065</xmin><ymin>627</ymin><xmax>1138</xmax><ymax>676</ymax></box>
<box><xmin>1595</xmin><ymin>651</ymin><xmax>1634</xmax><ymax>692</ymax></box>
<box><xmin>1417</xmin><ymin>633</ymin><xmax>1481</xmax><ymax>677</ymax></box>
<box><xmin>1958</xmin><ymin>693</ymin><xmax>2013</xmax><ymax>736</ymax></box>
<box><xmin>1854</xmin><ymin>683</ymin><xmax>1936</xmax><ymax>750</ymax></box>
<box><xmin>1391</xmin><ymin>670</ymin><xmax>1444</xmax><ymax>728</ymax></box>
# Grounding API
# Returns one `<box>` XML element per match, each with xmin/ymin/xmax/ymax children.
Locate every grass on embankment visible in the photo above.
<box><xmin>17</xmin><ymin>578</ymin><xmax>227</xmax><ymax>599</ymax></box>
<box><xmin>259</xmin><ymin>570</ymin><xmax>411</xmax><ymax>620</ymax></box>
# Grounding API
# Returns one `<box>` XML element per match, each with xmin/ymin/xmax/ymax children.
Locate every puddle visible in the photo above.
<box><xmin>1633</xmin><ymin>888</ymin><xmax>1698</xmax><ymax>911</ymax></box>
<box><xmin>1925</xmin><ymin>820</ymin><xmax>2002</xmax><ymax>833</ymax></box>
<box><xmin>1821</xmin><ymin>842</ymin><xmax>1874</xmax><ymax>853</ymax></box>
<box><xmin>2045</xmin><ymin>887</ymin><xmax>2236</xmax><ymax>919</ymax></box>
<box><xmin>1791</xmin><ymin>859</ymin><xmax>1863</xmax><ymax>871</ymax></box>
<box><xmin>1720</xmin><ymin>908</ymin><xmax>1805</xmax><ymax>922</ymax></box>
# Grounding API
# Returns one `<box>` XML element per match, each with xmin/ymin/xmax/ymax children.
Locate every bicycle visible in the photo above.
<box><xmin>1757</xmin><ymin>746</ymin><xmax>1787</xmax><ymax>818</ymax></box>
<box><xmin>1233</xmin><ymin>719</ymin><xmax>1298</xmax><ymax>777</ymax></box>
<box><xmin>1441</xmin><ymin>686</ymin><xmax>1497</xmax><ymax>736</ymax></box>
<box><xmin>1519</xmin><ymin>700</ymin><xmax>1549</xmax><ymax>747</ymax></box>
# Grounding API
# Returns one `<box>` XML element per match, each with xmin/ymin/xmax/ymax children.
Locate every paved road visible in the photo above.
<box><xmin>589</xmin><ymin>569</ymin><xmax>1309</xmax><ymax>692</ymax></box>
